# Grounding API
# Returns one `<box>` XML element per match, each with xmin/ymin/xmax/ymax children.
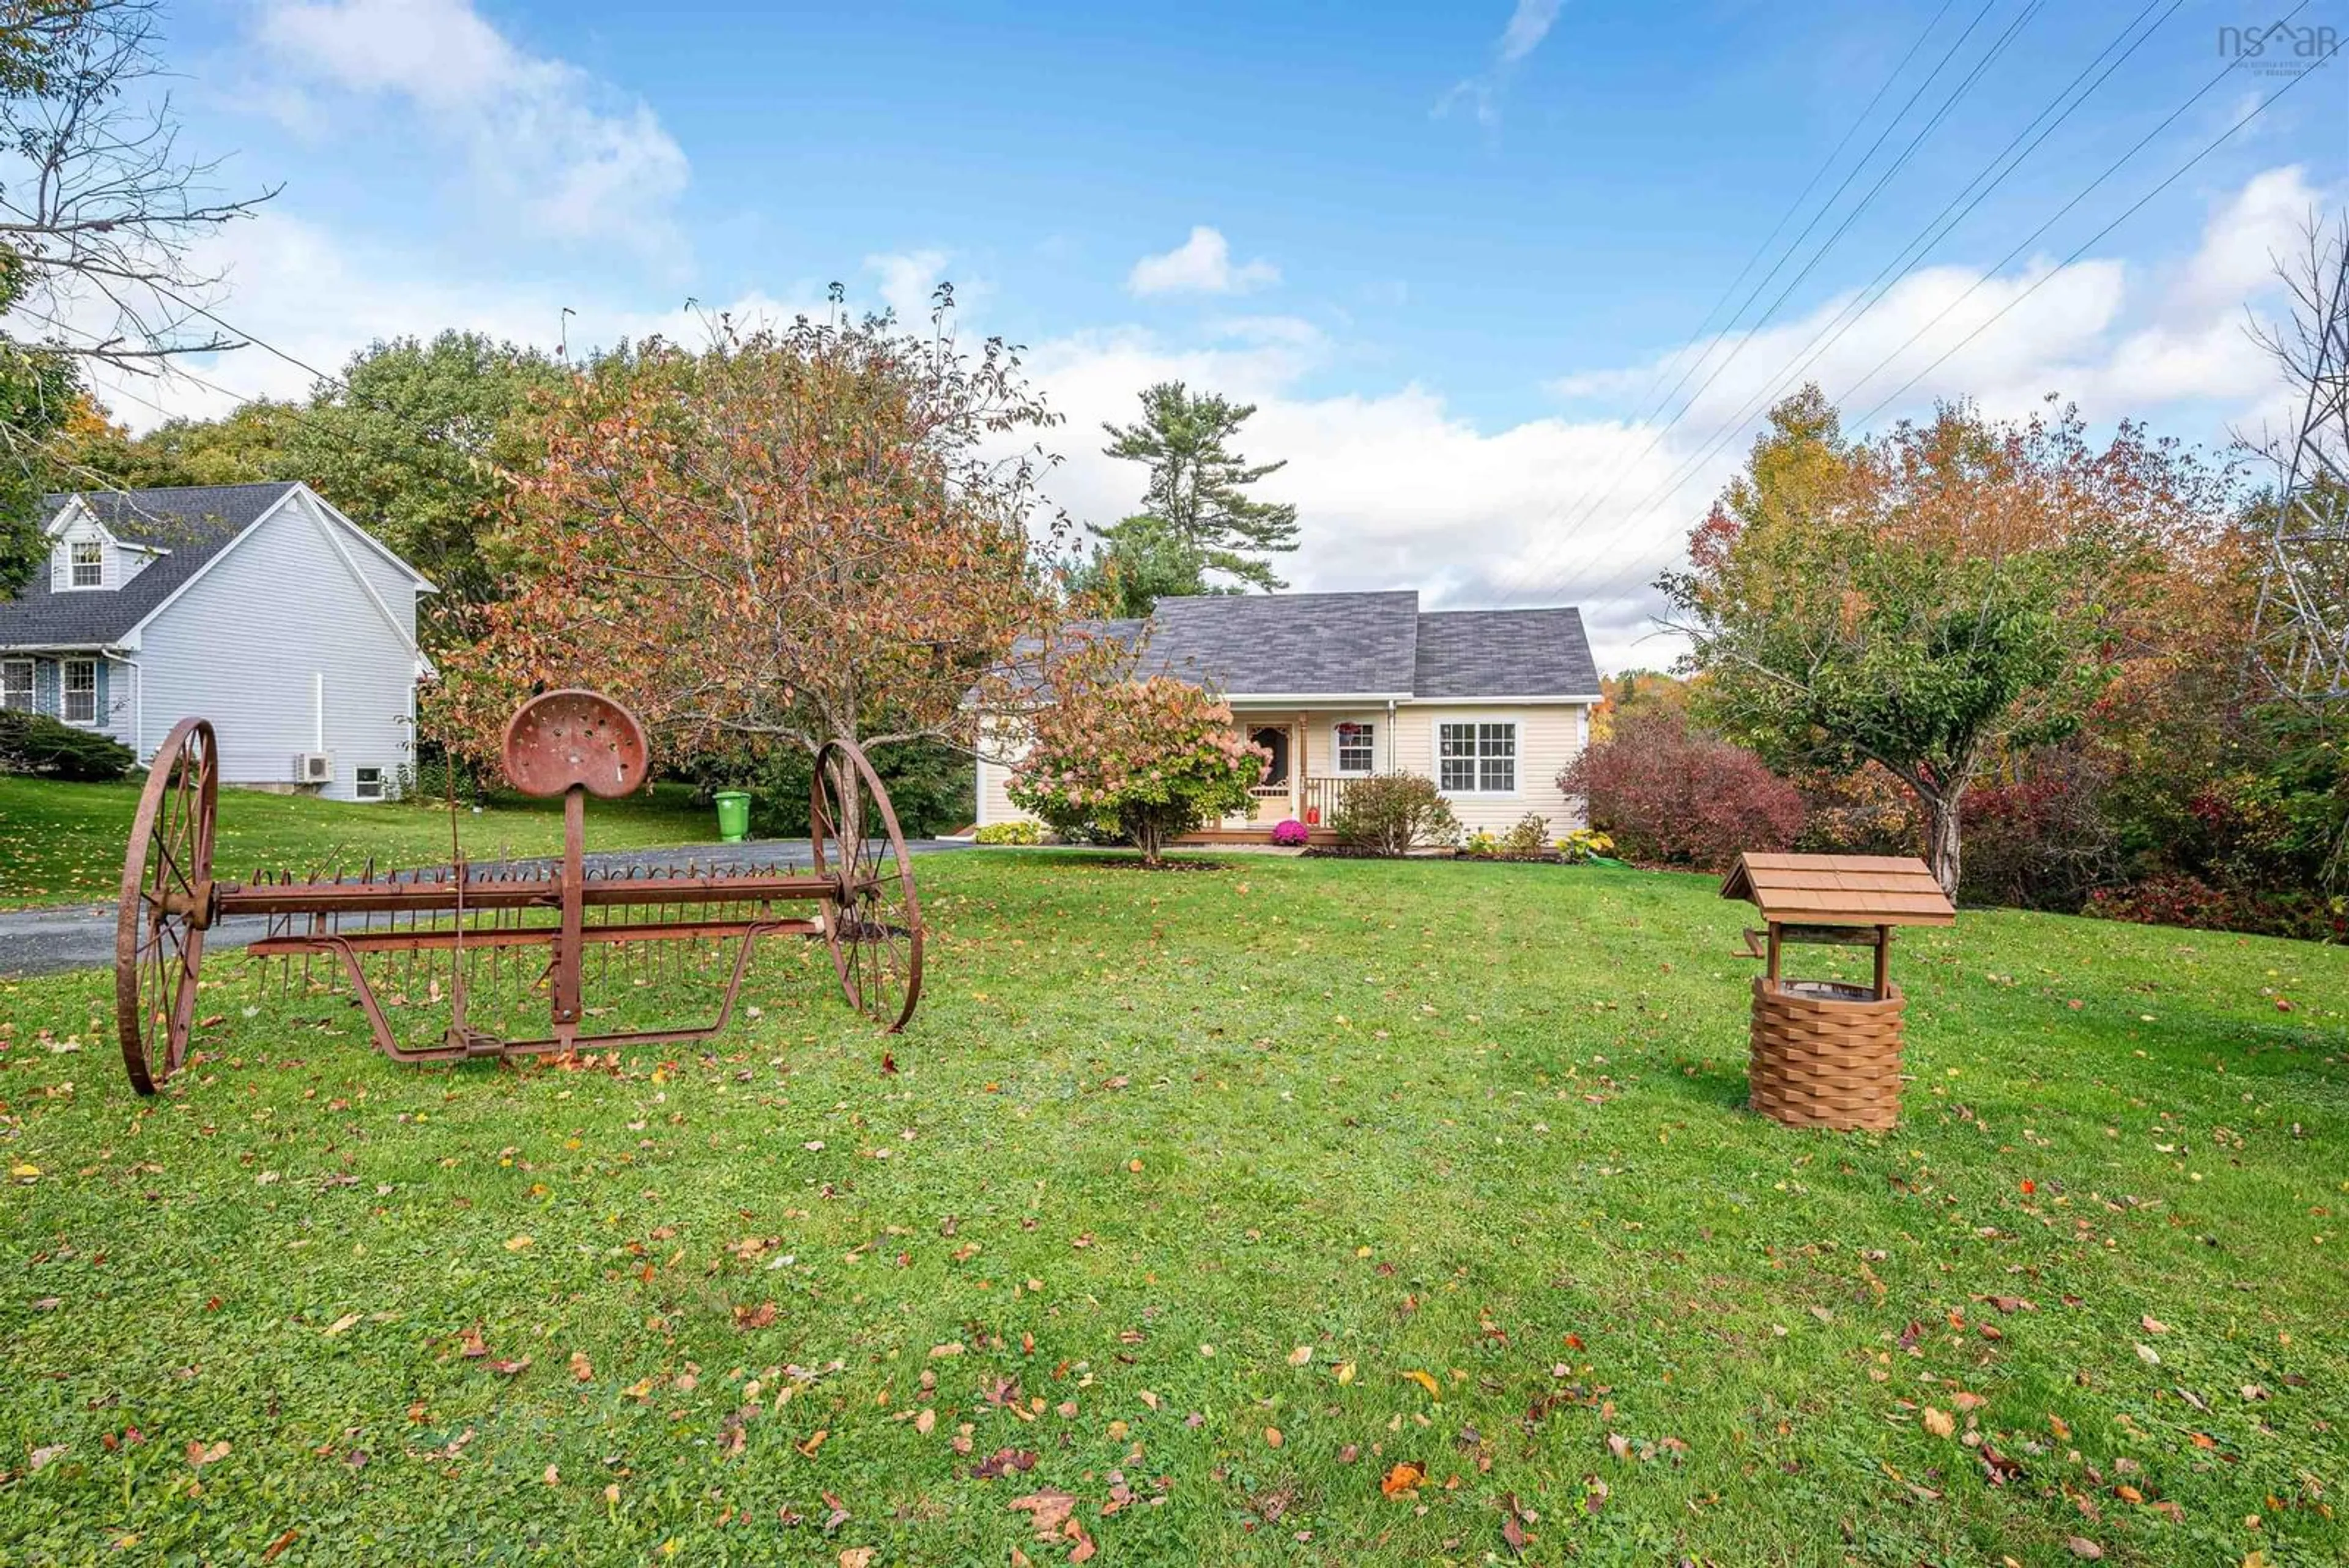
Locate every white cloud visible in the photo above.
<box><xmin>1439</xmin><ymin>0</ymin><xmax>1567</xmax><ymax>128</ymax></box>
<box><xmin>1497</xmin><ymin>0</ymin><xmax>1565</xmax><ymax>65</ymax></box>
<box><xmin>253</xmin><ymin>0</ymin><xmax>690</xmax><ymax>261</ymax></box>
<box><xmin>1126</xmin><ymin>228</ymin><xmax>1280</xmax><ymax>297</ymax></box>
<box><xmin>866</xmin><ymin>250</ymin><xmax>952</xmax><ymax>327</ymax></box>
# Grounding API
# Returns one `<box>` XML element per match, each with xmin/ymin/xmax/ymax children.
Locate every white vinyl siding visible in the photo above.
<box><xmin>1393</xmin><ymin>703</ymin><xmax>1587</xmax><ymax>835</ymax></box>
<box><xmin>129</xmin><ymin>492</ymin><xmax>421</xmax><ymax>801</ymax></box>
<box><xmin>1</xmin><ymin>659</ymin><xmax>29</xmax><ymax>710</ymax></box>
<box><xmin>62</xmin><ymin>658</ymin><xmax>97</xmax><ymax>723</ymax></box>
<box><xmin>974</xmin><ymin>716</ymin><xmax>1039</xmax><ymax>830</ymax></box>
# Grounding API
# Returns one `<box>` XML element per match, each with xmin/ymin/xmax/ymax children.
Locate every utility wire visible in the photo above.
<box><xmin>1525</xmin><ymin>0</ymin><xmax>2189</xmax><ymax>598</ymax></box>
<box><xmin>1540</xmin><ymin>4</ymin><xmax>2320</xmax><ymax>617</ymax></box>
<box><xmin>1512</xmin><ymin>0</ymin><xmax>2031</xmax><ymax>584</ymax></box>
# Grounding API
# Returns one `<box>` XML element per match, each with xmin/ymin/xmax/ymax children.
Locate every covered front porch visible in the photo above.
<box><xmin>1174</xmin><ymin>708</ymin><xmax>1379</xmax><ymax>845</ymax></box>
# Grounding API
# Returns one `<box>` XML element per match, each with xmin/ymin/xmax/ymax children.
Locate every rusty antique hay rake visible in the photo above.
<box><xmin>113</xmin><ymin>689</ymin><xmax>923</xmax><ymax>1094</ymax></box>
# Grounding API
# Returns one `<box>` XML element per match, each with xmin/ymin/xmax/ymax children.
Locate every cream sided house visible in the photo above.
<box><xmin>0</xmin><ymin>483</ymin><xmax>436</xmax><ymax>802</ymax></box>
<box><xmin>976</xmin><ymin>590</ymin><xmax>1601</xmax><ymax>843</ymax></box>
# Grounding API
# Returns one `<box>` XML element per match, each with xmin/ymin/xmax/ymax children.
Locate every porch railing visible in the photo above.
<box><xmin>1230</xmin><ymin>776</ymin><xmax>1363</xmax><ymax>829</ymax></box>
<box><xmin>1301</xmin><ymin>775</ymin><xmax>1359</xmax><ymax>825</ymax></box>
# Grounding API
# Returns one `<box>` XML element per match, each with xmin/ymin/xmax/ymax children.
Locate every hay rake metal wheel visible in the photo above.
<box><xmin>811</xmin><ymin>738</ymin><xmax>924</xmax><ymax>1033</ymax></box>
<box><xmin>116</xmin><ymin>717</ymin><xmax>218</xmax><ymax>1094</ymax></box>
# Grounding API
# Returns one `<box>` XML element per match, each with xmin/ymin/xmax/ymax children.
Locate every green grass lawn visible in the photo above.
<box><xmin>1</xmin><ymin>853</ymin><xmax>2344</xmax><ymax>1566</ymax></box>
<box><xmin>0</xmin><ymin>776</ymin><xmax>715</xmax><ymax>909</ymax></box>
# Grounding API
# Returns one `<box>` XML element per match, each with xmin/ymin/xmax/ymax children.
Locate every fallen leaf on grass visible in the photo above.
<box><xmin>185</xmin><ymin>1440</ymin><xmax>229</xmax><ymax>1468</ymax></box>
<box><xmin>2066</xmin><ymin>1537</ymin><xmax>2104</xmax><ymax>1560</ymax></box>
<box><xmin>914</xmin><ymin>1408</ymin><xmax>935</xmax><ymax>1435</ymax></box>
<box><xmin>1287</xmin><ymin>1345</ymin><xmax>1312</xmax><ymax>1366</ymax></box>
<box><xmin>1922</xmin><ymin>1408</ymin><xmax>1956</xmax><ymax>1439</ymax></box>
<box><xmin>1008</xmin><ymin>1488</ymin><xmax>1078</xmax><ymax>1534</ymax></box>
<box><xmin>1264</xmin><ymin>1427</ymin><xmax>1283</xmax><ymax>1448</ymax></box>
<box><xmin>261</xmin><ymin>1528</ymin><xmax>299</xmax><ymax>1561</ymax></box>
<box><xmin>1400</xmin><ymin>1369</ymin><xmax>1441</xmax><ymax>1400</ymax></box>
<box><xmin>839</xmin><ymin>1550</ymin><xmax>874</xmax><ymax>1568</ymax></box>
<box><xmin>735</xmin><ymin>1302</ymin><xmax>778</xmax><ymax>1331</ymax></box>
<box><xmin>1380</xmin><ymin>1460</ymin><xmax>1426</xmax><ymax>1498</ymax></box>
<box><xmin>489</xmin><ymin>1356</ymin><xmax>530</xmax><ymax>1377</ymax></box>
<box><xmin>797</xmin><ymin>1429</ymin><xmax>828</xmax><ymax>1458</ymax></box>
<box><xmin>503</xmin><ymin>1235</ymin><xmax>533</xmax><ymax>1252</ymax></box>
<box><xmin>322</xmin><ymin>1313</ymin><xmax>362</xmax><ymax>1337</ymax></box>
<box><xmin>974</xmin><ymin>1447</ymin><xmax>1039</xmax><ymax>1479</ymax></box>
<box><xmin>28</xmin><ymin>1443</ymin><xmax>67</xmax><ymax>1471</ymax></box>
<box><xmin>1501</xmin><ymin>1508</ymin><xmax>1534</xmax><ymax>1556</ymax></box>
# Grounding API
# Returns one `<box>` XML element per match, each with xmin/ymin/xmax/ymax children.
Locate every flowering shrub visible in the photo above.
<box><xmin>1560</xmin><ymin>710</ymin><xmax>1805</xmax><ymax>871</ymax></box>
<box><xmin>973</xmin><ymin>820</ymin><xmax>1042</xmax><ymax>845</ymax></box>
<box><xmin>1007</xmin><ymin>677</ymin><xmax>1268</xmax><ymax>867</ymax></box>
<box><xmin>1556</xmin><ymin>828</ymin><xmax>1616</xmax><ymax>863</ymax></box>
<box><xmin>1499</xmin><ymin>813</ymin><xmax>1551</xmax><ymax>859</ymax></box>
<box><xmin>1330</xmin><ymin>773</ymin><xmax>1461</xmax><ymax>856</ymax></box>
<box><xmin>1270</xmin><ymin>818</ymin><xmax>1310</xmax><ymax>847</ymax></box>
<box><xmin>1462</xmin><ymin>830</ymin><xmax>1500</xmax><ymax>858</ymax></box>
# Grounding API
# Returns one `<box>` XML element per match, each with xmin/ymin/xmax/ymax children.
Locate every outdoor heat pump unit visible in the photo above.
<box><xmin>295</xmin><ymin>751</ymin><xmax>333</xmax><ymax>784</ymax></box>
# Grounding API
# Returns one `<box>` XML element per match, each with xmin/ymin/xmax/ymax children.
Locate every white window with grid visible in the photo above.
<box><xmin>69</xmin><ymin>539</ymin><xmax>103</xmax><ymax>588</ymax></box>
<box><xmin>62</xmin><ymin>659</ymin><xmax>97</xmax><ymax>724</ymax></box>
<box><xmin>355</xmin><ymin>767</ymin><xmax>385</xmax><ymax>800</ymax></box>
<box><xmin>1333</xmin><ymin>720</ymin><xmax>1375</xmax><ymax>775</ymax></box>
<box><xmin>1437</xmin><ymin>720</ymin><xmax>1516</xmax><ymax>794</ymax></box>
<box><xmin>2</xmin><ymin>659</ymin><xmax>31</xmax><ymax>710</ymax></box>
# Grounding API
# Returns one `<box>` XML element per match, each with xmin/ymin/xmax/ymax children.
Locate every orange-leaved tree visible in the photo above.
<box><xmin>435</xmin><ymin>294</ymin><xmax>1120</xmax><ymax>772</ymax></box>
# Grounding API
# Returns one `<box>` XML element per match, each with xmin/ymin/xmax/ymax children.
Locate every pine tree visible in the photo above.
<box><xmin>1096</xmin><ymin>381</ymin><xmax>1299</xmax><ymax>601</ymax></box>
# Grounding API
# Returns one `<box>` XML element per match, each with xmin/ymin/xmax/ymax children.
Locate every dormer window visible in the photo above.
<box><xmin>69</xmin><ymin>539</ymin><xmax>103</xmax><ymax>588</ymax></box>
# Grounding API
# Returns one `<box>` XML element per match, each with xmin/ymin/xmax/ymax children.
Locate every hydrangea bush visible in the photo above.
<box><xmin>1008</xmin><ymin>677</ymin><xmax>1269</xmax><ymax>867</ymax></box>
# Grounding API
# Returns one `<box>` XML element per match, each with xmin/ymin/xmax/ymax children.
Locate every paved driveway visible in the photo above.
<box><xmin>0</xmin><ymin>839</ymin><xmax>971</xmax><ymax>977</ymax></box>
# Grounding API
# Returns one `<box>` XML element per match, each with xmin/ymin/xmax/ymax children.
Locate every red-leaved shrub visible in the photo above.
<box><xmin>2087</xmin><ymin>875</ymin><xmax>2346</xmax><ymax>944</ymax></box>
<box><xmin>1560</xmin><ymin>710</ymin><xmax>1804</xmax><ymax>871</ymax></box>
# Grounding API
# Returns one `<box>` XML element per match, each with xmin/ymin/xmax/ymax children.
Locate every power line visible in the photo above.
<box><xmin>1537</xmin><ymin>8</ymin><xmax>2325</xmax><ymax>620</ymax></box>
<box><xmin>1510</xmin><ymin>0</ymin><xmax>2033</xmax><ymax>585</ymax></box>
<box><xmin>1845</xmin><ymin>35</ymin><xmax>2334</xmax><ymax>423</ymax></box>
<box><xmin>1523</xmin><ymin>0</ymin><xmax>2191</xmax><ymax>599</ymax></box>
<box><xmin>1581</xmin><ymin>0</ymin><xmax>1964</xmax><ymax>449</ymax></box>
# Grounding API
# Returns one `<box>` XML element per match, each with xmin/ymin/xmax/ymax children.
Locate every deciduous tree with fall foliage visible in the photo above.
<box><xmin>434</xmin><ymin>295</ymin><xmax>1115</xmax><ymax>775</ymax></box>
<box><xmin>1663</xmin><ymin>386</ymin><xmax>2238</xmax><ymax>898</ymax></box>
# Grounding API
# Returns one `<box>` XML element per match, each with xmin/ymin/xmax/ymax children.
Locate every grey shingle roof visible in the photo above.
<box><xmin>1412</xmin><ymin>608</ymin><xmax>1599</xmax><ymax>699</ymax></box>
<box><xmin>0</xmin><ymin>484</ymin><xmax>301</xmax><ymax>648</ymax></box>
<box><xmin>1124</xmin><ymin>592</ymin><xmax>1597</xmax><ymax>700</ymax></box>
<box><xmin>1138</xmin><ymin>591</ymin><xmax>1421</xmax><ymax>694</ymax></box>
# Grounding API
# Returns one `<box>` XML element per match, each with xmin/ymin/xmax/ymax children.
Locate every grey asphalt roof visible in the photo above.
<box><xmin>1412</xmin><ymin>608</ymin><xmax>1600</xmax><ymax>699</ymax></box>
<box><xmin>1139</xmin><ymin>591</ymin><xmax>1422</xmax><ymax>694</ymax></box>
<box><xmin>0</xmin><ymin>484</ymin><xmax>300</xmax><ymax>648</ymax></box>
<box><xmin>1125</xmin><ymin>592</ymin><xmax>1596</xmax><ymax>700</ymax></box>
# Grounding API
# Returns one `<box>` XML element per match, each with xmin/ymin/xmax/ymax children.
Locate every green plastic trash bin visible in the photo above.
<box><xmin>713</xmin><ymin>790</ymin><xmax>751</xmax><ymax>844</ymax></box>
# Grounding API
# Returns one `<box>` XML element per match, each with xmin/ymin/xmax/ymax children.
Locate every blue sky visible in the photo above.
<box><xmin>87</xmin><ymin>1</ymin><xmax>2349</xmax><ymax>665</ymax></box>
